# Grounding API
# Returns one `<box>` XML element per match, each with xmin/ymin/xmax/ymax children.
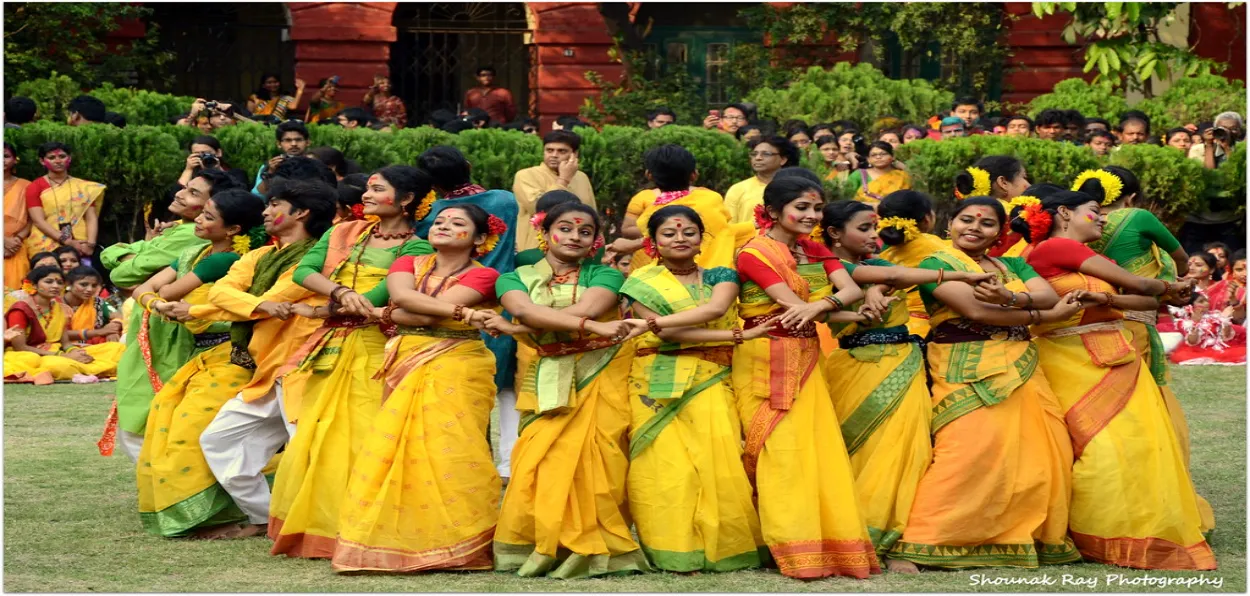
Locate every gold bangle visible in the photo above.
<box><xmin>935</xmin><ymin>269</ymin><xmax>945</xmax><ymax>285</ymax></box>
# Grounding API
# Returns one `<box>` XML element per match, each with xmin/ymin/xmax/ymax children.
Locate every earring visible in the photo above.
<box><xmin>834</xmin><ymin>240</ymin><xmax>842</xmax><ymax>248</ymax></box>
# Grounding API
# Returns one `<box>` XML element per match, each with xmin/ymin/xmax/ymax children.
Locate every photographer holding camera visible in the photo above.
<box><xmin>176</xmin><ymin>136</ymin><xmax>234</xmax><ymax>188</ymax></box>
<box><xmin>251</xmin><ymin>121</ymin><xmax>311</xmax><ymax>193</ymax></box>
<box><xmin>1192</xmin><ymin>112</ymin><xmax>1245</xmax><ymax>169</ymax></box>
<box><xmin>183</xmin><ymin>98</ymin><xmax>256</xmax><ymax>133</ymax></box>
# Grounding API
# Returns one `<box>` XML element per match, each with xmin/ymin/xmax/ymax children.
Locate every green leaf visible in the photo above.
<box><xmin>1107</xmin><ymin>2</ymin><xmax>1123</xmax><ymax>20</ymax></box>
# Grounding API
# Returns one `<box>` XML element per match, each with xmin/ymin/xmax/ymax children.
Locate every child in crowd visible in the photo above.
<box><xmin>1169</xmin><ymin>292</ymin><xmax>1246</xmax><ymax>365</ymax></box>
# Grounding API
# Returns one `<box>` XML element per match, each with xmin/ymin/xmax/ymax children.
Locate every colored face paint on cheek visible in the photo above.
<box><xmin>273</xmin><ymin>215</ymin><xmax>285</xmax><ymax>226</ymax></box>
<box><xmin>551</xmin><ymin>234</ymin><xmax>560</xmax><ymax>244</ymax></box>
<box><xmin>1083</xmin><ymin>213</ymin><xmax>1097</xmax><ymax>223</ymax></box>
<box><xmin>377</xmin><ymin>196</ymin><xmax>394</xmax><ymax>205</ymax></box>
<box><xmin>454</xmin><ymin>231</ymin><xmax>468</xmax><ymax>240</ymax></box>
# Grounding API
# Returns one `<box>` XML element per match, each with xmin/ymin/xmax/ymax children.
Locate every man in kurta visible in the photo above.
<box><xmin>511</xmin><ymin>130</ymin><xmax>596</xmax><ymax>252</ymax></box>
<box><xmin>197</xmin><ymin>179</ymin><xmax>337</xmax><ymax>539</ymax></box>
<box><xmin>102</xmin><ymin>170</ymin><xmax>239</xmax><ymax>290</ymax></box>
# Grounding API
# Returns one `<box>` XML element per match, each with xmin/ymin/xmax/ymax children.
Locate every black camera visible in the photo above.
<box><xmin>203</xmin><ymin>100</ymin><xmax>219</xmax><ymax>111</ymax></box>
<box><xmin>1213</xmin><ymin>126</ymin><xmax>1232</xmax><ymax>143</ymax></box>
<box><xmin>198</xmin><ymin>152</ymin><xmax>219</xmax><ymax>169</ymax></box>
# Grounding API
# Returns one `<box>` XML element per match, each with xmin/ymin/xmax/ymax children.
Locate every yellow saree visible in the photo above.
<box><xmin>331</xmin><ymin>256</ymin><xmax>501</xmax><ymax>573</ymax></box>
<box><xmin>493</xmin><ymin>260</ymin><xmax>649</xmax><ymax>578</ymax></box>
<box><xmin>880</xmin><ymin>233</ymin><xmax>950</xmax><ymax>337</ymax></box>
<box><xmin>889</xmin><ymin>250</ymin><xmax>1079</xmax><ymax>568</ymax></box>
<box><xmin>853</xmin><ymin>168</ymin><xmax>912</xmax><ymax>206</ymax></box>
<box><xmin>627</xmin><ymin>188</ymin><xmax>756</xmax><ymax>271</ymax></box>
<box><xmin>619</xmin><ymin>264</ymin><xmax>763</xmax><ymax>572</ymax></box>
<box><xmin>4</xmin><ymin>292</ymin><xmax>122</xmax><ymax>382</ymax></box>
<box><xmin>1031</xmin><ymin>262</ymin><xmax>1215</xmax><ymax>570</ymax></box>
<box><xmin>823</xmin><ymin>259</ymin><xmax>930</xmax><ymax>557</ymax></box>
<box><xmin>25</xmin><ymin>176</ymin><xmax>106</xmax><ymax>254</ymax></box>
<box><xmin>733</xmin><ymin>236</ymin><xmax>879</xmax><ymax>579</ymax></box>
<box><xmin>269</xmin><ymin>242</ymin><xmax>394</xmax><ymax>559</ymax></box>
<box><xmin>4</xmin><ymin>177</ymin><xmax>31</xmax><ymax>290</ymax></box>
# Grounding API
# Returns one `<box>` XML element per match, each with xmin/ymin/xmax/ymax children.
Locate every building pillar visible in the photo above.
<box><xmin>286</xmin><ymin>2</ymin><xmax>398</xmax><ymax>108</ymax></box>
<box><xmin>526</xmin><ymin>2</ymin><xmax>620</xmax><ymax>131</ymax></box>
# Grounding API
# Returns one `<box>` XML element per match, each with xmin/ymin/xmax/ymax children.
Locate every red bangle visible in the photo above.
<box><xmin>452</xmin><ymin>304</ymin><xmax>465</xmax><ymax>322</ymax></box>
<box><xmin>646</xmin><ymin>316</ymin><xmax>662</xmax><ymax>335</ymax></box>
<box><xmin>578</xmin><ymin>316</ymin><xmax>590</xmax><ymax>337</ymax></box>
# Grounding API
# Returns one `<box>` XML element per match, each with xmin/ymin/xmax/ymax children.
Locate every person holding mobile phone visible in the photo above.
<box><xmin>305</xmin><ymin>76</ymin><xmax>345</xmax><ymax>124</ymax></box>
<box><xmin>703</xmin><ymin>103</ymin><xmax>750</xmax><ymax>135</ymax></box>
<box><xmin>362</xmin><ymin>74</ymin><xmax>407</xmax><ymax>129</ymax></box>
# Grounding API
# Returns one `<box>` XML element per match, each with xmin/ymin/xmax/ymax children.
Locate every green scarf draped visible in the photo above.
<box><xmin>229</xmin><ymin>238</ymin><xmax>317</xmax><ymax>367</ymax></box>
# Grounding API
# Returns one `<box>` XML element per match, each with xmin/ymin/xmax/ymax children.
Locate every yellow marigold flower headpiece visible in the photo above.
<box><xmin>877</xmin><ymin>217</ymin><xmax>921</xmax><ymax>243</ymax></box>
<box><xmin>413</xmin><ymin>190</ymin><xmax>437</xmax><ymax>221</ymax></box>
<box><xmin>955</xmin><ymin>166</ymin><xmax>992</xmax><ymax>200</ymax></box>
<box><xmin>1007</xmin><ymin>195</ymin><xmax>1041</xmax><ymax>212</ymax></box>
<box><xmin>1071</xmin><ymin>169</ymin><xmax>1125</xmax><ymax>206</ymax></box>
<box><xmin>809</xmin><ymin>223</ymin><xmax>824</xmax><ymax>243</ymax></box>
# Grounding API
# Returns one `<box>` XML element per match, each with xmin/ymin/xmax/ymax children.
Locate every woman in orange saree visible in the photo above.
<box><xmin>733</xmin><ymin>175</ymin><xmax>880</xmax><ymax>580</ymax></box>
<box><xmin>4</xmin><ymin>143</ymin><xmax>32</xmax><ymax>290</ymax></box>
<box><xmin>331</xmin><ymin>205</ymin><xmax>503</xmax><ymax>573</ymax></box>
<box><xmin>4</xmin><ymin>266</ymin><xmax>120</xmax><ymax>382</ymax></box>
<box><xmin>1018</xmin><ymin>190</ymin><xmax>1215</xmax><ymax>571</ymax></box>
<box><xmin>889</xmin><ymin>197</ymin><xmax>1081</xmax><ymax>569</ymax></box>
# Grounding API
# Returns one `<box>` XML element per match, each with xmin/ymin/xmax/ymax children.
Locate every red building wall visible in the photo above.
<box><xmin>288</xmin><ymin>2</ymin><xmax>397</xmax><ymax>107</ymax></box>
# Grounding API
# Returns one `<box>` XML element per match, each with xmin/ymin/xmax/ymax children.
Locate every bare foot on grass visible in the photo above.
<box><xmin>885</xmin><ymin>558</ymin><xmax>920</xmax><ymax>574</ymax></box>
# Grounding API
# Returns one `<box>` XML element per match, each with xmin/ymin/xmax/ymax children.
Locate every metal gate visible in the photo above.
<box><xmin>390</xmin><ymin>2</ymin><xmax>532</xmax><ymax>124</ymax></box>
<box><xmin>148</xmin><ymin>3</ymin><xmax>294</xmax><ymax>106</ymax></box>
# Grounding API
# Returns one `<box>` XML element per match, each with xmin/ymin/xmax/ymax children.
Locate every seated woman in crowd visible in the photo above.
<box><xmin>62</xmin><ymin>266</ymin><xmax>121</xmax><ymax>345</ymax></box>
<box><xmin>247</xmin><ymin>74</ymin><xmax>306</xmax><ymax>122</ymax></box>
<box><xmin>4</xmin><ymin>266</ymin><xmax>122</xmax><ymax>383</ymax></box>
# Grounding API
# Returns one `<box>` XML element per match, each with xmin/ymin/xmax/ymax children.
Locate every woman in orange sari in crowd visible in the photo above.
<box><xmin>332</xmin><ymin>204</ymin><xmax>503</xmax><ymax>573</ymax></box>
<box><xmin>4</xmin><ymin>266</ymin><xmax>121</xmax><ymax>382</ymax></box>
<box><xmin>1016</xmin><ymin>189</ymin><xmax>1215</xmax><ymax>570</ymax></box>
<box><xmin>889</xmin><ymin>197</ymin><xmax>1081</xmax><ymax>569</ymax></box>
<box><xmin>733</xmin><ymin>175</ymin><xmax>880</xmax><ymax>579</ymax></box>
<box><xmin>4</xmin><ymin>143</ymin><xmax>32</xmax><ymax>290</ymax></box>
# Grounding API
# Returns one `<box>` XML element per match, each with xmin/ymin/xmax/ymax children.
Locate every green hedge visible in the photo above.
<box><xmin>747</xmin><ymin>63</ymin><xmax>954</xmax><ymax>131</ymax></box>
<box><xmin>14</xmin><ymin>73</ymin><xmax>197</xmax><ymax>125</ymax></box>
<box><xmin>5</xmin><ymin>122</ymin><xmax>1241</xmax><ymax>247</ymax></box>
<box><xmin>1026</xmin><ymin>74</ymin><xmax>1247</xmax><ymax>131</ymax></box>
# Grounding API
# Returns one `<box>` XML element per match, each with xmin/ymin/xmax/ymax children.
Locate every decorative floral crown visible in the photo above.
<box><xmin>1071</xmin><ymin>169</ymin><xmax>1124</xmax><ymax>206</ymax></box>
<box><xmin>477</xmin><ymin>215</ymin><xmax>508</xmax><ymax>257</ymax></box>
<box><xmin>413</xmin><ymin>190</ymin><xmax>437</xmax><ymax>221</ymax></box>
<box><xmin>877</xmin><ymin>217</ymin><xmax>921</xmax><ymax>243</ymax></box>
<box><xmin>954</xmin><ymin>166</ymin><xmax>992</xmax><ymax>200</ymax></box>
<box><xmin>1007</xmin><ymin>195</ymin><xmax>1041</xmax><ymax>211</ymax></box>
<box><xmin>1022</xmin><ymin>202</ymin><xmax>1053</xmax><ymax>244</ymax></box>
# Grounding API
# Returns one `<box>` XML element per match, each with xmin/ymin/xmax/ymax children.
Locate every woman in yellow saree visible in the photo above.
<box><xmin>817</xmin><ymin>200</ymin><xmax>993</xmax><ymax>572</ymax></box>
<box><xmin>4</xmin><ymin>143</ymin><xmax>32</xmax><ymax>290</ymax></box>
<box><xmin>269</xmin><ymin>166</ymin><xmax>433</xmax><ymax>558</ymax></box>
<box><xmin>734</xmin><ymin>176</ymin><xmax>880</xmax><ymax>580</ymax></box>
<box><xmin>4</xmin><ymin>266</ymin><xmax>121</xmax><ymax>382</ymax></box>
<box><xmin>488</xmin><ymin>201</ymin><xmax>648</xmax><ymax>578</ymax></box>
<box><xmin>848</xmin><ymin>142</ymin><xmax>912</xmax><ymax>207</ymax></box>
<box><xmin>134</xmin><ymin>190</ymin><xmax>268</xmax><ymax>537</ymax></box>
<box><xmin>877</xmin><ymin>190</ymin><xmax>949</xmax><ymax>337</ymax></box>
<box><xmin>617</xmin><ymin>205</ymin><xmax>771</xmax><ymax>572</ymax></box>
<box><xmin>609</xmin><ymin>145</ymin><xmax>755</xmax><ymax>271</ymax></box>
<box><xmin>953</xmin><ymin>157</ymin><xmax>1030</xmax><ymax>258</ymax></box>
<box><xmin>23</xmin><ymin>142</ymin><xmax>105</xmax><ymax>264</ymax></box>
<box><xmin>332</xmin><ymin>205</ymin><xmax>504</xmax><ymax>573</ymax></box>
<box><xmin>1018</xmin><ymin>190</ymin><xmax>1215</xmax><ymax>570</ymax></box>
<box><xmin>889</xmin><ymin>197</ymin><xmax>1082</xmax><ymax>569</ymax></box>
<box><xmin>1078</xmin><ymin>166</ymin><xmax>1213</xmax><ymax>530</ymax></box>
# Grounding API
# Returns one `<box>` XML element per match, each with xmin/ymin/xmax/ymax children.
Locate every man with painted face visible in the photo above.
<box><xmin>102</xmin><ymin>170</ymin><xmax>239</xmax><ymax>291</ymax></box>
<box><xmin>23</xmin><ymin>142</ymin><xmax>106</xmax><ymax>268</ymax></box>
<box><xmin>197</xmin><ymin>178</ymin><xmax>337</xmax><ymax>540</ymax></box>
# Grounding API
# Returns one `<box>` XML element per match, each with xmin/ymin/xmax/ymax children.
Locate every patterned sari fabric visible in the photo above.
<box><xmin>619</xmin><ymin>264</ymin><xmax>763</xmax><ymax>572</ymax></box>
<box><xmin>823</xmin><ymin>259</ymin><xmax>931</xmax><ymax>558</ymax></box>
<box><xmin>879</xmin><ymin>233</ymin><xmax>950</xmax><ymax>338</ymax></box>
<box><xmin>733</xmin><ymin>236</ymin><xmax>880</xmax><ymax>580</ymax></box>
<box><xmin>1088</xmin><ymin>208</ymin><xmax>1214</xmax><ymax>532</ymax></box>
<box><xmin>332</xmin><ymin>255</ymin><xmax>501</xmax><ymax>573</ymax></box>
<box><xmin>24</xmin><ymin>176</ymin><xmax>106</xmax><ymax>254</ymax></box>
<box><xmin>853</xmin><ymin>168</ymin><xmax>912</xmax><ymax>207</ymax></box>
<box><xmin>493</xmin><ymin>260</ymin><xmax>650</xmax><ymax>579</ymax></box>
<box><xmin>4</xmin><ymin>292</ymin><xmax>123</xmax><ymax>382</ymax></box>
<box><xmin>1029</xmin><ymin>239</ymin><xmax>1215</xmax><ymax>571</ymax></box>
<box><xmin>625</xmin><ymin>187</ymin><xmax>756</xmax><ymax>271</ymax></box>
<box><xmin>269</xmin><ymin>227</ymin><xmax>407</xmax><ymax>559</ymax></box>
<box><xmin>4</xmin><ymin>177</ymin><xmax>31</xmax><ymax>290</ymax></box>
<box><xmin>889</xmin><ymin>250</ymin><xmax>1080</xmax><ymax>569</ymax></box>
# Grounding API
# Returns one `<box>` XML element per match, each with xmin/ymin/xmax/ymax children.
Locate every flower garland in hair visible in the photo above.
<box><xmin>640</xmin><ymin>237</ymin><xmax>658</xmax><ymax>258</ymax></box>
<box><xmin>232</xmin><ymin>235</ymin><xmax>251</xmax><ymax>255</ymax></box>
<box><xmin>20</xmin><ymin>279</ymin><xmax>36</xmax><ymax>295</ymax></box>
<box><xmin>1071</xmin><ymin>169</ymin><xmax>1124</xmax><ymax>206</ymax></box>
<box><xmin>234</xmin><ymin>226</ymin><xmax>269</xmax><ymax>254</ymax></box>
<box><xmin>753</xmin><ymin>204</ymin><xmax>774</xmax><ymax>232</ymax></box>
<box><xmin>1007</xmin><ymin>195</ymin><xmax>1040</xmax><ymax>211</ymax></box>
<box><xmin>476</xmin><ymin>214</ymin><xmax>508</xmax><ymax>257</ymax></box>
<box><xmin>530</xmin><ymin>211</ymin><xmax>548</xmax><ymax>251</ymax></box>
<box><xmin>877</xmin><ymin>217</ymin><xmax>920</xmax><ymax>243</ymax></box>
<box><xmin>348</xmin><ymin>203</ymin><xmax>366</xmax><ymax>221</ymax></box>
<box><xmin>954</xmin><ymin>166</ymin><xmax>992</xmax><ymax>200</ymax></box>
<box><xmin>1022</xmin><ymin>202</ymin><xmax>1053</xmax><ymax>244</ymax></box>
<box><xmin>413</xmin><ymin>190</ymin><xmax>437</xmax><ymax>221</ymax></box>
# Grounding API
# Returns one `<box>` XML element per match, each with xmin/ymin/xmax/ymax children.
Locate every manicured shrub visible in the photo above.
<box><xmin>747</xmin><ymin>63</ymin><xmax>953</xmax><ymax>131</ymax></box>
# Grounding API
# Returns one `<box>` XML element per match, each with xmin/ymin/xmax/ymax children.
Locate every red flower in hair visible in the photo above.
<box><xmin>592</xmin><ymin>235</ymin><xmax>605</xmax><ymax>252</ymax></box>
<box><xmin>753</xmin><ymin>204</ymin><xmax>774</xmax><ymax>231</ymax></box>
<box><xmin>350</xmin><ymin>203</ymin><xmax>365</xmax><ymax>220</ymax></box>
<box><xmin>487</xmin><ymin>214</ymin><xmax>508</xmax><ymax>236</ymax></box>
<box><xmin>641</xmin><ymin>237</ymin><xmax>658</xmax><ymax>258</ymax></box>
<box><xmin>1023</xmin><ymin>203</ymin><xmax>1053</xmax><ymax>244</ymax></box>
<box><xmin>529</xmin><ymin>212</ymin><xmax>546</xmax><ymax>230</ymax></box>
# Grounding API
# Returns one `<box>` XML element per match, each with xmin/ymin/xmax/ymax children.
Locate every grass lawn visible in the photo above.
<box><xmin>4</xmin><ymin>366</ymin><xmax>1245</xmax><ymax>592</ymax></box>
